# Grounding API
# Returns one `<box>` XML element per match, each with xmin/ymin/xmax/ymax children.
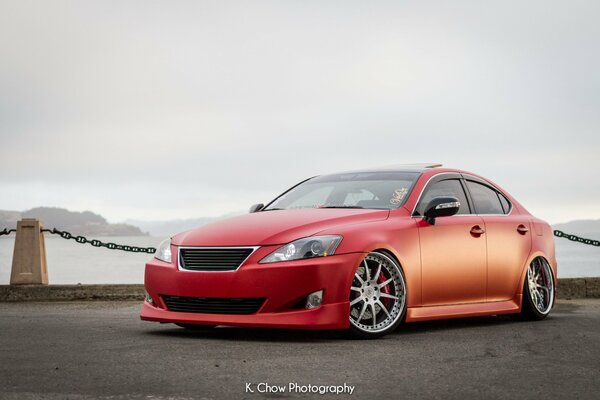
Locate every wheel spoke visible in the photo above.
<box><xmin>532</xmin><ymin>289</ymin><xmax>543</xmax><ymax>310</ymax></box>
<box><xmin>376</xmin><ymin>300</ymin><xmax>391</xmax><ymax>318</ymax></box>
<box><xmin>371</xmin><ymin>304</ymin><xmax>377</xmax><ymax>328</ymax></box>
<box><xmin>350</xmin><ymin>297</ymin><xmax>363</xmax><ymax>306</ymax></box>
<box><xmin>364</xmin><ymin>259</ymin><xmax>371</xmax><ymax>281</ymax></box>
<box><xmin>380</xmin><ymin>292</ymin><xmax>398</xmax><ymax>300</ymax></box>
<box><xmin>354</xmin><ymin>273</ymin><xmax>364</xmax><ymax>284</ymax></box>
<box><xmin>350</xmin><ymin>286</ymin><xmax>361</xmax><ymax>292</ymax></box>
<box><xmin>378</xmin><ymin>278</ymin><xmax>393</xmax><ymax>289</ymax></box>
<box><xmin>537</xmin><ymin>291</ymin><xmax>545</xmax><ymax>309</ymax></box>
<box><xmin>357</xmin><ymin>302</ymin><xmax>368</xmax><ymax>321</ymax></box>
<box><xmin>374</xmin><ymin>263</ymin><xmax>382</xmax><ymax>281</ymax></box>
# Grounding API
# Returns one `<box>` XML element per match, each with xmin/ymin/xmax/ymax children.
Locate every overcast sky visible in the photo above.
<box><xmin>0</xmin><ymin>0</ymin><xmax>598</xmax><ymax>224</ymax></box>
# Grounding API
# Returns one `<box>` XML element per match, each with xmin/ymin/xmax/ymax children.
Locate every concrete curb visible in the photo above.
<box><xmin>558</xmin><ymin>277</ymin><xmax>600</xmax><ymax>299</ymax></box>
<box><xmin>0</xmin><ymin>278</ymin><xmax>598</xmax><ymax>302</ymax></box>
<box><xmin>0</xmin><ymin>284</ymin><xmax>144</xmax><ymax>302</ymax></box>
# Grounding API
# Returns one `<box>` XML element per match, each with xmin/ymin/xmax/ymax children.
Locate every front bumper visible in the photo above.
<box><xmin>140</xmin><ymin>247</ymin><xmax>364</xmax><ymax>330</ymax></box>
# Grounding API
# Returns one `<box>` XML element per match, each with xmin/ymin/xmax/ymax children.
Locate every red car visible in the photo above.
<box><xmin>141</xmin><ymin>164</ymin><xmax>556</xmax><ymax>338</ymax></box>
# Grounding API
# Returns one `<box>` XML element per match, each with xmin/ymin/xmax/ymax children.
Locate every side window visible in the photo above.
<box><xmin>465</xmin><ymin>181</ymin><xmax>504</xmax><ymax>214</ymax></box>
<box><xmin>498</xmin><ymin>192</ymin><xmax>511</xmax><ymax>214</ymax></box>
<box><xmin>415</xmin><ymin>179</ymin><xmax>470</xmax><ymax>216</ymax></box>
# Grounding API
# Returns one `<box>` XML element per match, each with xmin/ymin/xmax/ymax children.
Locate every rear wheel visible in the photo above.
<box><xmin>520</xmin><ymin>257</ymin><xmax>555</xmax><ymax>320</ymax></box>
<box><xmin>346</xmin><ymin>251</ymin><xmax>407</xmax><ymax>339</ymax></box>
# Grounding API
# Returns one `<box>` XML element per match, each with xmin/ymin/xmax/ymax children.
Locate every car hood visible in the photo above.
<box><xmin>172</xmin><ymin>208</ymin><xmax>390</xmax><ymax>246</ymax></box>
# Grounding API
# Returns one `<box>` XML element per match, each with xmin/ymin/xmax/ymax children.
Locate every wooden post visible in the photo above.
<box><xmin>10</xmin><ymin>219</ymin><xmax>48</xmax><ymax>285</ymax></box>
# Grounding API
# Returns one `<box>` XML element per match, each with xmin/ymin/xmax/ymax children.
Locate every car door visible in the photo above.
<box><xmin>463</xmin><ymin>177</ymin><xmax>532</xmax><ymax>302</ymax></box>
<box><xmin>414</xmin><ymin>175</ymin><xmax>487</xmax><ymax>306</ymax></box>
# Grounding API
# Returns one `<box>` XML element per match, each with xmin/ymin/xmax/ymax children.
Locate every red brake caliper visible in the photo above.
<box><xmin>378</xmin><ymin>269</ymin><xmax>391</xmax><ymax>308</ymax></box>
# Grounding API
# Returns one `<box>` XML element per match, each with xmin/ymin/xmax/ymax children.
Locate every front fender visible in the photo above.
<box><xmin>320</xmin><ymin>214</ymin><xmax>422</xmax><ymax>308</ymax></box>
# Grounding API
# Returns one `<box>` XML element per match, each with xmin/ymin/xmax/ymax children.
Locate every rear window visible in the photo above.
<box><xmin>498</xmin><ymin>192</ymin><xmax>511</xmax><ymax>214</ymax></box>
<box><xmin>465</xmin><ymin>181</ymin><xmax>504</xmax><ymax>215</ymax></box>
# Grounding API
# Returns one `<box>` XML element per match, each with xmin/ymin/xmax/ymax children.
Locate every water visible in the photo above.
<box><xmin>554</xmin><ymin>236</ymin><xmax>600</xmax><ymax>278</ymax></box>
<box><xmin>0</xmin><ymin>236</ymin><xmax>162</xmax><ymax>284</ymax></box>
<box><xmin>0</xmin><ymin>235</ymin><xmax>598</xmax><ymax>284</ymax></box>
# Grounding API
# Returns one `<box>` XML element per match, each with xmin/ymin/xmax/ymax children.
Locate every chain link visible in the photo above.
<box><xmin>41</xmin><ymin>228</ymin><xmax>156</xmax><ymax>254</ymax></box>
<box><xmin>554</xmin><ymin>230</ymin><xmax>600</xmax><ymax>247</ymax></box>
<box><xmin>0</xmin><ymin>228</ymin><xmax>16</xmax><ymax>237</ymax></box>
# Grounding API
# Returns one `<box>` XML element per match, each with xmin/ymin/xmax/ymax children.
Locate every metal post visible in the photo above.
<box><xmin>10</xmin><ymin>219</ymin><xmax>48</xmax><ymax>285</ymax></box>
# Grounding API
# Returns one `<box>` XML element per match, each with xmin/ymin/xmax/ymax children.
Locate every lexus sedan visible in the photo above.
<box><xmin>141</xmin><ymin>164</ymin><xmax>556</xmax><ymax>339</ymax></box>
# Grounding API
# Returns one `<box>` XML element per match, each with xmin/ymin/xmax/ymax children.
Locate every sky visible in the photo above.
<box><xmin>0</xmin><ymin>0</ymin><xmax>598</xmax><ymax>224</ymax></box>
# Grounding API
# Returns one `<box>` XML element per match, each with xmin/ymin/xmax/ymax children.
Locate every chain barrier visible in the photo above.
<box><xmin>0</xmin><ymin>228</ymin><xmax>16</xmax><ymax>236</ymax></box>
<box><xmin>554</xmin><ymin>230</ymin><xmax>600</xmax><ymax>247</ymax></box>
<box><xmin>41</xmin><ymin>228</ymin><xmax>156</xmax><ymax>254</ymax></box>
<box><xmin>3</xmin><ymin>226</ymin><xmax>598</xmax><ymax>251</ymax></box>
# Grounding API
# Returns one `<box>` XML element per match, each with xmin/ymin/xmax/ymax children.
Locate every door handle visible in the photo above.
<box><xmin>517</xmin><ymin>224</ymin><xmax>529</xmax><ymax>234</ymax></box>
<box><xmin>470</xmin><ymin>225</ymin><xmax>485</xmax><ymax>236</ymax></box>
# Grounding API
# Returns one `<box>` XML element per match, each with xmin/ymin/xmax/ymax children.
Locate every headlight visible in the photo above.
<box><xmin>155</xmin><ymin>238</ymin><xmax>172</xmax><ymax>263</ymax></box>
<box><xmin>260</xmin><ymin>235</ymin><xmax>342</xmax><ymax>263</ymax></box>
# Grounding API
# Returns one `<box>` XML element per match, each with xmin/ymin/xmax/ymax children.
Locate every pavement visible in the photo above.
<box><xmin>0</xmin><ymin>300</ymin><xmax>599</xmax><ymax>400</ymax></box>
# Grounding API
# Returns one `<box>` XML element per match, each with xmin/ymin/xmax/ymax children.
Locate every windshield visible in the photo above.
<box><xmin>264</xmin><ymin>171</ymin><xmax>420</xmax><ymax>210</ymax></box>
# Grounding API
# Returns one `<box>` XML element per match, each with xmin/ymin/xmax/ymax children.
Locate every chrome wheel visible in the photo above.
<box><xmin>526</xmin><ymin>257</ymin><xmax>554</xmax><ymax>315</ymax></box>
<box><xmin>349</xmin><ymin>252</ymin><xmax>406</xmax><ymax>334</ymax></box>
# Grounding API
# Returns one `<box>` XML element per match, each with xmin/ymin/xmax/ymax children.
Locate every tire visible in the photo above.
<box><xmin>175</xmin><ymin>324</ymin><xmax>217</xmax><ymax>331</ymax></box>
<box><xmin>345</xmin><ymin>251</ymin><xmax>407</xmax><ymax>339</ymax></box>
<box><xmin>519</xmin><ymin>257</ymin><xmax>555</xmax><ymax>320</ymax></box>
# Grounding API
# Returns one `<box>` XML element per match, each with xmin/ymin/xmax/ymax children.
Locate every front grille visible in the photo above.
<box><xmin>179</xmin><ymin>247</ymin><xmax>255</xmax><ymax>271</ymax></box>
<box><xmin>162</xmin><ymin>295</ymin><xmax>265</xmax><ymax>314</ymax></box>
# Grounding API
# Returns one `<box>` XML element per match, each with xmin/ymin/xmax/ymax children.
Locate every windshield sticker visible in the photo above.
<box><xmin>390</xmin><ymin>188</ymin><xmax>408</xmax><ymax>205</ymax></box>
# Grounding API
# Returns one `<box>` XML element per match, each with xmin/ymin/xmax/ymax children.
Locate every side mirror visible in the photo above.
<box><xmin>423</xmin><ymin>196</ymin><xmax>460</xmax><ymax>225</ymax></box>
<box><xmin>249</xmin><ymin>203</ymin><xmax>264</xmax><ymax>213</ymax></box>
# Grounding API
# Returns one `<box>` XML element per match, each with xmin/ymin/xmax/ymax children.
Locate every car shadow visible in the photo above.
<box><xmin>144</xmin><ymin>324</ymin><xmax>340</xmax><ymax>343</ymax></box>
<box><xmin>142</xmin><ymin>314</ymin><xmax>536</xmax><ymax>343</ymax></box>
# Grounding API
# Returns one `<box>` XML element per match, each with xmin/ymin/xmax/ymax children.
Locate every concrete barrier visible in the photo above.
<box><xmin>0</xmin><ymin>278</ymin><xmax>599</xmax><ymax>302</ymax></box>
<box><xmin>10</xmin><ymin>219</ymin><xmax>48</xmax><ymax>285</ymax></box>
<box><xmin>0</xmin><ymin>284</ymin><xmax>144</xmax><ymax>302</ymax></box>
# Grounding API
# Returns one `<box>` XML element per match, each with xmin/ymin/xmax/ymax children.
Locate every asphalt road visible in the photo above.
<box><xmin>0</xmin><ymin>300</ymin><xmax>599</xmax><ymax>400</ymax></box>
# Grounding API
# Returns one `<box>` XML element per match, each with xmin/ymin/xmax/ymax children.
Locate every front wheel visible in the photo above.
<box><xmin>346</xmin><ymin>251</ymin><xmax>407</xmax><ymax>339</ymax></box>
<box><xmin>520</xmin><ymin>257</ymin><xmax>555</xmax><ymax>320</ymax></box>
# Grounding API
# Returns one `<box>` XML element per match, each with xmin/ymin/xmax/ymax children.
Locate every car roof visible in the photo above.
<box><xmin>328</xmin><ymin>163</ymin><xmax>445</xmax><ymax>175</ymax></box>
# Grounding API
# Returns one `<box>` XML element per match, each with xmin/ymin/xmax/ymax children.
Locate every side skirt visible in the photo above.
<box><xmin>405</xmin><ymin>296</ymin><xmax>522</xmax><ymax>323</ymax></box>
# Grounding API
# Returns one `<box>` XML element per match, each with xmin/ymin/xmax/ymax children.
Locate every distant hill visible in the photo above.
<box><xmin>0</xmin><ymin>207</ymin><xmax>146</xmax><ymax>236</ymax></box>
<box><xmin>126</xmin><ymin>218</ymin><xmax>215</xmax><ymax>238</ymax></box>
<box><xmin>553</xmin><ymin>219</ymin><xmax>600</xmax><ymax>235</ymax></box>
<box><xmin>126</xmin><ymin>211</ymin><xmax>244</xmax><ymax>237</ymax></box>
<box><xmin>0</xmin><ymin>210</ymin><xmax>20</xmax><ymax>227</ymax></box>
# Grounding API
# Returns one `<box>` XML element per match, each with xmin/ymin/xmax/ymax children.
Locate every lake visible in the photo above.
<box><xmin>0</xmin><ymin>234</ymin><xmax>598</xmax><ymax>284</ymax></box>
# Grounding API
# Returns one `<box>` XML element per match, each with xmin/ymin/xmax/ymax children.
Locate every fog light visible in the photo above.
<box><xmin>144</xmin><ymin>291</ymin><xmax>153</xmax><ymax>304</ymax></box>
<box><xmin>305</xmin><ymin>290</ymin><xmax>323</xmax><ymax>309</ymax></box>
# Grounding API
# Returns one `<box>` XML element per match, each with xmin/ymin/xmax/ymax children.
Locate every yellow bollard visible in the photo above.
<box><xmin>10</xmin><ymin>219</ymin><xmax>49</xmax><ymax>285</ymax></box>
